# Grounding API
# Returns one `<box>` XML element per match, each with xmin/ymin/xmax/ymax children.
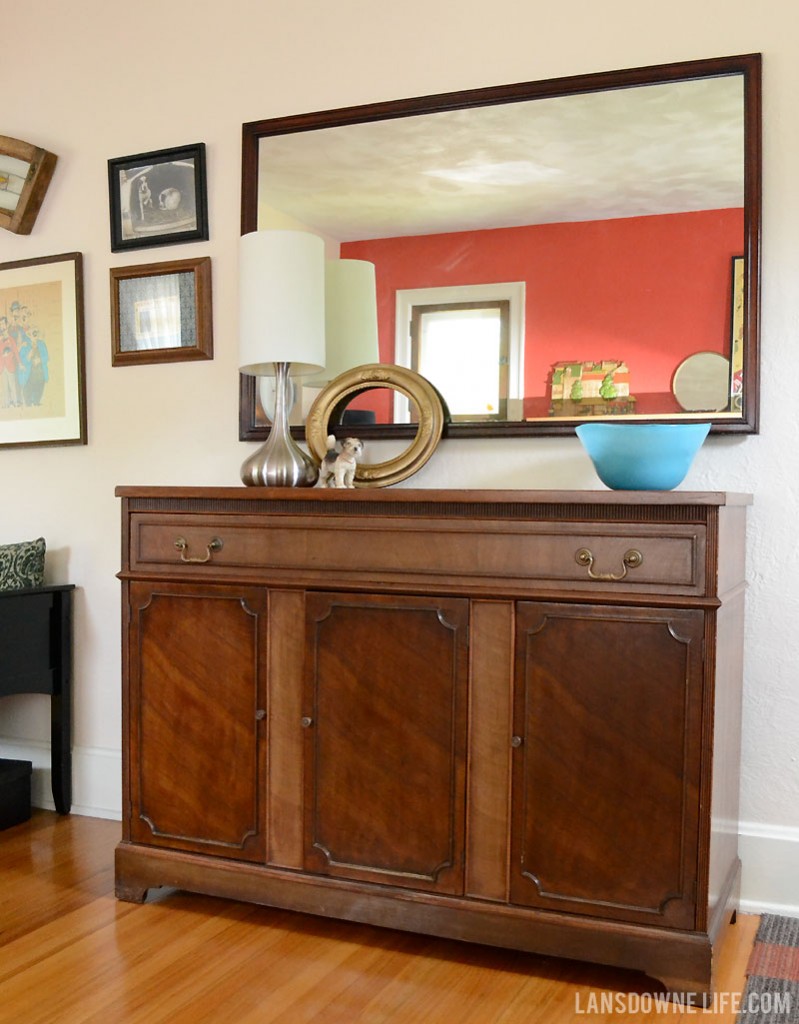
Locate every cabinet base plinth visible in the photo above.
<box><xmin>115</xmin><ymin>841</ymin><xmax>733</xmax><ymax>999</ymax></box>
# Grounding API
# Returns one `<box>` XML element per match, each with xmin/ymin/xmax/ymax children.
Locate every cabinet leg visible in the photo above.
<box><xmin>115</xmin><ymin>879</ymin><xmax>150</xmax><ymax>904</ymax></box>
<box><xmin>51</xmin><ymin>588</ymin><xmax>73</xmax><ymax>814</ymax></box>
<box><xmin>648</xmin><ymin>976</ymin><xmax>712</xmax><ymax>1009</ymax></box>
<box><xmin>50</xmin><ymin>692</ymin><xmax>71</xmax><ymax>815</ymax></box>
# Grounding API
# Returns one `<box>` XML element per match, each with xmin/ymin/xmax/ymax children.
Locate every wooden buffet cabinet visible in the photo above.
<box><xmin>115</xmin><ymin>486</ymin><xmax>750</xmax><ymax>997</ymax></box>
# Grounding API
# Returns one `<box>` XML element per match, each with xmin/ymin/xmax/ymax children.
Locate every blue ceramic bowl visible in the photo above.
<box><xmin>575</xmin><ymin>422</ymin><xmax>711</xmax><ymax>490</ymax></box>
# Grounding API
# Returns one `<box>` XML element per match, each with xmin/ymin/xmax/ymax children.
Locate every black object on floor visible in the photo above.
<box><xmin>0</xmin><ymin>758</ymin><xmax>32</xmax><ymax>829</ymax></box>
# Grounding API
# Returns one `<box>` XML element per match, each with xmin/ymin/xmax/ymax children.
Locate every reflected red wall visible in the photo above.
<box><xmin>341</xmin><ymin>209</ymin><xmax>743</xmax><ymax>416</ymax></box>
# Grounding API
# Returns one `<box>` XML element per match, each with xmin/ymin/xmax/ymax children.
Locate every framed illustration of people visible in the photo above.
<box><xmin>0</xmin><ymin>252</ymin><xmax>86</xmax><ymax>448</ymax></box>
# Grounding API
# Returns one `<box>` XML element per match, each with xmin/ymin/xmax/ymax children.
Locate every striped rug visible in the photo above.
<box><xmin>736</xmin><ymin>914</ymin><xmax>799</xmax><ymax>1023</ymax></box>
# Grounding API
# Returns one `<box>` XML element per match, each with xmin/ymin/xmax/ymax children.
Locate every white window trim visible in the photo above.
<box><xmin>394</xmin><ymin>282</ymin><xmax>526</xmax><ymax>422</ymax></box>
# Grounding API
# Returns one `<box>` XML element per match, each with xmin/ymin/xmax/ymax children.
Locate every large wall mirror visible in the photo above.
<box><xmin>240</xmin><ymin>53</ymin><xmax>761</xmax><ymax>440</ymax></box>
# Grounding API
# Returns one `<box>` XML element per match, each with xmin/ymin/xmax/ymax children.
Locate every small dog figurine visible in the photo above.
<box><xmin>318</xmin><ymin>435</ymin><xmax>363</xmax><ymax>488</ymax></box>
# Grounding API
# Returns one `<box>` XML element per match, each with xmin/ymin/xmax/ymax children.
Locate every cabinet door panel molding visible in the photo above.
<box><xmin>303</xmin><ymin>592</ymin><xmax>468</xmax><ymax>894</ymax></box>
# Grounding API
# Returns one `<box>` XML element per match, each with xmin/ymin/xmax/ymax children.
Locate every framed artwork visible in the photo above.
<box><xmin>110</xmin><ymin>256</ymin><xmax>213</xmax><ymax>366</ymax></box>
<box><xmin>107</xmin><ymin>143</ymin><xmax>208</xmax><ymax>252</ymax></box>
<box><xmin>729</xmin><ymin>256</ymin><xmax>745</xmax><ymax>412</ymax></box>
<box><xmin>0</xmin><ymin>135</ymin><xmax>58</xmax><ymax>235</ymax></box>
<box><xmin>0</xmin><ymin>253</ymin><xmax>86</xmax><ymax>448</ymax></box>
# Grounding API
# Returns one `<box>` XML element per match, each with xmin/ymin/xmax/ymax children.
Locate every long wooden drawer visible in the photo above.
<box><xmin>128</xmin><ymin>513</ymin><xmax>707</xmax><ymax>596</ymax></box>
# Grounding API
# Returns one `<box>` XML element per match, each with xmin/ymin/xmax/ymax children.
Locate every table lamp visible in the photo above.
<box><xmin>259</xmin><ymin>257</ymin><xmax>380</xmax><ymax>424</ymax></box>
<box><xmin>238</xmin><ymin>230</ymin><xmax>325</xmax><ymax>486</ymax></box>
<box><xmin>304</xmin><ymin>258</ymin><xmax>380</xmax><ymax>386</ymax></box>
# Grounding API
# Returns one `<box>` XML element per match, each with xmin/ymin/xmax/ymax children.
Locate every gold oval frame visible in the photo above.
<box><xmin>306</xmin><ymin>364</ymin><xmax>445</xmax><ymax>488</ymax></box>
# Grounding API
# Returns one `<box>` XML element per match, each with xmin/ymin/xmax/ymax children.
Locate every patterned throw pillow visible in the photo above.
<box><xmin>0</xmin><ymin>537</ymin><xmax>46</xmax><ymax>591</ymax></box>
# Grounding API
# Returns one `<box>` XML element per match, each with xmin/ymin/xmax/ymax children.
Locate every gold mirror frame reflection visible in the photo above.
<box><xmin>306</xmin><ymin>365</ymin><xmax>445</xmax><ymax>487</ymax></box>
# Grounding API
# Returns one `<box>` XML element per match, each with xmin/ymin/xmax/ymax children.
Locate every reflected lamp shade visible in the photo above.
<box><xmin>303</xmin><ymin>259</ymin><xmax>380</xmax><ymax>386</ymax></box>
<box><xmin>238</xmin><ymin>230</ymin><xmax>326</xmax><ymax>376</ymax></box>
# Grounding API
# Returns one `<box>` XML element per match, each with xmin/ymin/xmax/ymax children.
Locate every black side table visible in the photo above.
<box><xmin>0</xmin><ymin>584</ymin><xmax>74</xmax><ymax>814</ymax></box>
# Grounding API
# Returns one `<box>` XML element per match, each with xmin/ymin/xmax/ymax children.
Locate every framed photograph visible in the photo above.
<box><xmin>0</xmin><ymin>253</ymin><xmax>86</xmax><ymax>448</ymax></box>
<box><xmin>729</xmin><ymin>256</ymin><xmax>745</xmax><ymax>412</ymax></box>
<box><xmin>110</xmin><ymin>256</ymin><xmax>213</xmax><ymax>366</ymax></box>
<box><xmin>107</xmin><ymin>143</ymin><xmax>208</xmax><ymax>252</ymax></box>
<box><xmin>0</xmin><ymin>135</ymin><xmax>58</xmax><ymax>236</ymax></box>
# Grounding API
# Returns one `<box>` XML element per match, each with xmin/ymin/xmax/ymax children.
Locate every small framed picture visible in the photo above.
<box><xmin>729</xmin><ymin>255</ymin><xmax>745</xmax><ymax>413</ymax></box>
<box><xmin>107</xmin><ymin>143</ymin><xmax>208</xmax><ymax>252</ymax></box>
<box><xmin>0</xmin><ymin>134</ymin><xmax>58</xmax><ymax>235</ymax></box>
<box><xmin>110</xmin><ymin>256</ymin><xmax>213</xmax><ymax>366</ymax></box>
<box><xmin>0</xmin><ymin>252</ymin><xmax>87</xmax><ymax>448</ymax></box>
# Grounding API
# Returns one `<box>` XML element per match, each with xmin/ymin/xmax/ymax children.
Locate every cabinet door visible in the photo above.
<box><xmin>127</xmin><ymin>582</ymin><xmax>266</xmax><ymax>861</ymax></box>
<box><xmin>510</xmin><ymin>602</ymin><xmax>704</xmax><ymax>929</ymax></box>
<box><xmin>303</xmin><ymin>592</ymin><xmax>468</xmax><ymax>894</ymax></box>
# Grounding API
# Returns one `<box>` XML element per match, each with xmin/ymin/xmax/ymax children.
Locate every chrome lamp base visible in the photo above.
<box><xmin>240</xmin><ymin>362</ymin><xmax>319</xmax><ymax>487</ymax></box>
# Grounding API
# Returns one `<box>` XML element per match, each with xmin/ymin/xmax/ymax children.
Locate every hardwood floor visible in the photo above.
<box><xmin>0</xmin><ymin>811</ymin><xmax>757</xmax><ymax>1023</ymax></box>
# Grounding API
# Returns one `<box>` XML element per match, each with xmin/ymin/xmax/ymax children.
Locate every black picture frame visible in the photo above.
<box><xmin>108</xmin><ymin>143</ymin><xmax>208</xmax><ymax>253</ymax></box>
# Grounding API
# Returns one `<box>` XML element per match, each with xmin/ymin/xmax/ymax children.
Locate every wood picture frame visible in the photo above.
<box><xmin>107</xmin><ymin>143</ymin><xmax>208</xmax><ymax>252</ymax></box>
<box><xmin>0</xmin><ymin>252</ymin><xmax>87</xmax><ymax>448</ymax></box>
<box><xmin>0</xmin><ymin>135</ymin><xmax>58</xmax><ymax>235</ymax></box>
<box><xmin>110</xmin><ymin>256</ymin><xmax>213</xmax><ymax>366</ymax></box>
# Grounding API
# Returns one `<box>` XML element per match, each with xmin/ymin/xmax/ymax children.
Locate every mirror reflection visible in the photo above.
<box><xmin>241</xmin><ymin>53</ymin><xmax>760</xmax><ymax>439</ymax></box>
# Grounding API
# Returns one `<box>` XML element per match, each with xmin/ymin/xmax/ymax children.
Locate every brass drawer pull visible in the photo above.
<box><xmin>575</xmin><ymin>547</ymin><xmax>643</xmax><ymax>582</ymax></box>
<box><xmin>174</xmin><ymin>536</ymin><xmax>223</xmax><ymax>564</ymax></box>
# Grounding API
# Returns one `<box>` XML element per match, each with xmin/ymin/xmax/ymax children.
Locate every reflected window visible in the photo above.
<box><xmin>411</xmin><ymin>301</ymin><xmax>509</xmax><ymax>421</ymax></box>
<box><xmin>394</xmin><ymin>281</ymin><xmax>525</xmax><ymax>423</ymax></box>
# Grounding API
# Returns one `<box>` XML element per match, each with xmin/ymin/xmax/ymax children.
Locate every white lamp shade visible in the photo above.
<box><xmin>303</xmin><ymin>259</ymin><xmax>380</xmax><ymax>386</ymax></box>
<box><xmin>239</xmin><ymin>230</ymin><xmax>326</xmax><ymax>376</ymax></box>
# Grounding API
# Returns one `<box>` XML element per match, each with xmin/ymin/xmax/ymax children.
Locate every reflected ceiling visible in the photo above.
<box><xmin>258</xmin><ymin>76</ymin><xmax>744</xmax><ymax>241</ymax></box>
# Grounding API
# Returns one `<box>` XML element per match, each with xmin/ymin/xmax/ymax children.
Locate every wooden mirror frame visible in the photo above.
<box><xmin>240</xmin><ymin>53</ymin><xmax>761</xmax><ymax>442</ymax></box>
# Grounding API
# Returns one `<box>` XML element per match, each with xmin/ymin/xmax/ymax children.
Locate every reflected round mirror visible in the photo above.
<box><xmin>672</xmin><ymin>351</ymin><xmax>732</xmax><ymax>412</ymax></box>
<box><xmin>240</xmin><ymin>53</ymin><xmax>761</xmax><ymax>441</ymax></box>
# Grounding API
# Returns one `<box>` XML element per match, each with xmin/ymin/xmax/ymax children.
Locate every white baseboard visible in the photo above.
<box><xmin>2</xmin><ymin>740</ymin><xmax>797</xmax><ymax>917</ymax></box>
<box><xmin>739</xmin><ymin>820</ymin><xmax>799</xmax><ymax>917</ymax></box>
<box><xmin>0</xmin><ymin>737</ymin><xmax>121</xmax><ymax>821</ymax></box>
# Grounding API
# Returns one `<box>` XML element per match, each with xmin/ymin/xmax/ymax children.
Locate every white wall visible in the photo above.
<box><xmin>2</xmin><ymin>0</ymin><xmax>796</xmax><ymax>912</ymax></box>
